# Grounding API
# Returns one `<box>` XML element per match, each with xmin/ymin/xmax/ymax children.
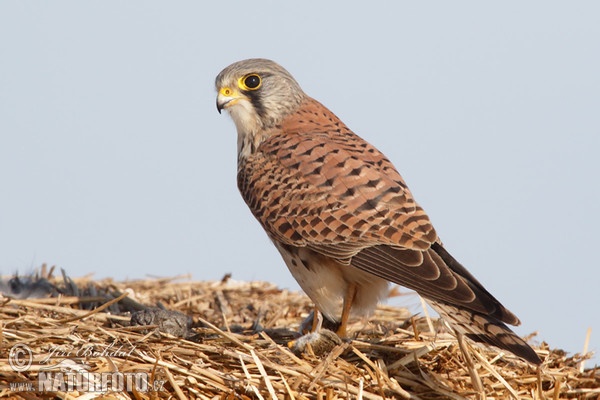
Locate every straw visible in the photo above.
<box><xmin>0</xmin><ymin>273</ymin><xmax>598</xmax><ymax>399</ymax></box>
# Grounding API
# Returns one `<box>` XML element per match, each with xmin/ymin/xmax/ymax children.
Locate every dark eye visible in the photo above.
<box><xmin>241</xmin><ymin>74</ymin><xmax>261</xmax><ymax>90</ymax></box>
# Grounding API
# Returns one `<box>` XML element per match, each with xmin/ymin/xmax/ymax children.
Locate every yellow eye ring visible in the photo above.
<box><xmin>239</xmin><ymin>74</ymin><xmax>262</xmax><ymax>91</ymax></box>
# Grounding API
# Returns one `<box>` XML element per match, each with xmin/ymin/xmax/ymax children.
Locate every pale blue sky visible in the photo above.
<box><xmin>1</xmin><ymin>2</ymin><xmax>598</xmax><ymax>365</ymax></box>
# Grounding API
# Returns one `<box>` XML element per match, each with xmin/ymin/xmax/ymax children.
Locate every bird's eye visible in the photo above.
<box><xmin>239</xmin><ymin>74</ymin><xmax>262</xmax><ymax>91</ymax></box>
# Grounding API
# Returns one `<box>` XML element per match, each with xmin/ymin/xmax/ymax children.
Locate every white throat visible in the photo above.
<box><xmin>226</xmin><ymin>101</ymin><xmax>263</xmax><ymax>162</ymax></box>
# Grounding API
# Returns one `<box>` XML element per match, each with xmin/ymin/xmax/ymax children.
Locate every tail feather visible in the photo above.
<box><xmin>429</xmin><ymin>300</ymin><xmax>542</xmax><ymax>365</ymax></box>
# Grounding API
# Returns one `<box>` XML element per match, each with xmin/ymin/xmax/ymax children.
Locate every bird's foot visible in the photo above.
<box><xmin>298</xmin><ymin>309</ymin><xmax>340</xmax><ymax>334</ymax></box>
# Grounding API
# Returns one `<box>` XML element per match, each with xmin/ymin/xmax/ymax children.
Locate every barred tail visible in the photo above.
<box><xmin>429</xmin><ymin>300</ymin><xmax>542</xmax><ymax>365</ymax></box>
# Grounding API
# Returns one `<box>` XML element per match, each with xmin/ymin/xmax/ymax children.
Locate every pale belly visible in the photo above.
<box><xmin>273</xmin><ymin>241</ymin><xmax>389</xmax><ymax>322</ymax></box>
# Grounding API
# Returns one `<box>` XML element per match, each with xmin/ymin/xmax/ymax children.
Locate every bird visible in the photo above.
<box><xmin>215</xmin><ymin>58</ymin><xmax>541</xmax><ymax>365</ymax></box>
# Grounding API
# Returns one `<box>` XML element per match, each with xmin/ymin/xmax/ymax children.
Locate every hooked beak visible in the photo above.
<box><xmin>216</xmin><ymin>87</ymin><xmax>242</xmax><ymax>114</ymax></box>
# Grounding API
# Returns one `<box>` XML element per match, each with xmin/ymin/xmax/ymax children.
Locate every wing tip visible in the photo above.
<box><xmin>466</xmin><ymin>333</ymin><xmax>542</xmax><ymax>365</ymax></box>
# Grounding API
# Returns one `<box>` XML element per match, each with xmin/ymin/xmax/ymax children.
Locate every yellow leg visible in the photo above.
<box><xmin>311</xmin><ymin>305</ymin><xmax>322</xmax><ymax>332</ymax></box>
<box><xmin>337</xmin><ymin>283</ymin><xmax>357</xmax><ymax>337</ymax></box>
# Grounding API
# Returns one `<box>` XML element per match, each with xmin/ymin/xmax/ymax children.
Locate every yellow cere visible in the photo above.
<box><xmin>219</xmin><ymin>87</ymin><xmax>234</xmax><ymax>97</ymax></box>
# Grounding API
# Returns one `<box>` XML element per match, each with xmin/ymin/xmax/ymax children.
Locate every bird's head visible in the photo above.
<box><xmin>215</xmin><ymin>59</ymin><xmax>306</xmax><ymax>136</ymax></box>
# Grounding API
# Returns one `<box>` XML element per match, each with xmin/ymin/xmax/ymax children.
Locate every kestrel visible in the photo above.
<box><xmin>215</xmin><ymin>58</ymin><xmax>541</xmax><ymax>364</ymax></box>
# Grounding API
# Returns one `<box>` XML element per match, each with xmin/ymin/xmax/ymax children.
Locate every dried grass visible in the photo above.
<box><xmin>0</xmin><ymin>271</ymin><xmax>598</xmax><ymax>399</ymax></box>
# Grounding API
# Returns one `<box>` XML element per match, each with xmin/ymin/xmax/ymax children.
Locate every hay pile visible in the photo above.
<box><xmin>0</xmin><ymin>268</ymin><xmax>598</xmax><ymax>399</ymax></box>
